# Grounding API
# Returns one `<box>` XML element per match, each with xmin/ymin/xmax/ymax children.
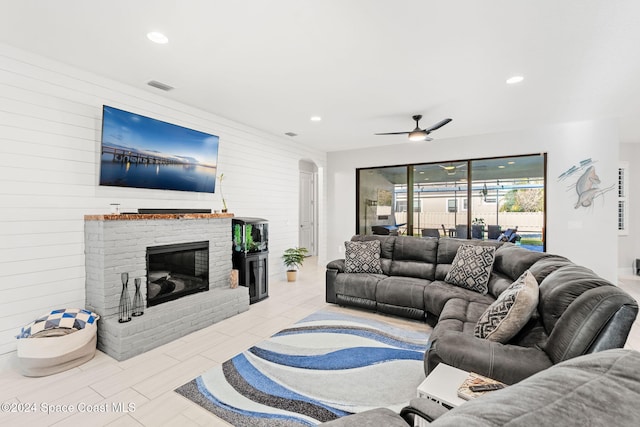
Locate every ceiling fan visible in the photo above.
<box><xmin>375</xmin><ymin>115</ymin><xmax>452</xmax><ymax>142</ymax></box>
<box><xmin>438</xmin><ymin>163</ymin><xmax>466</xmax><ymax>175</ymax></box>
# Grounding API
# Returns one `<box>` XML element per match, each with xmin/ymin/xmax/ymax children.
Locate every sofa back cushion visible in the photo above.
<box><xmin>351</xmin><ymin>235</ymin><xmax>395</xmax><ymax>258</ymax></box>
<box><xmin>539</xmin><ymin>264</ymin><xmax>638</xmax><ymax>364</ymax></box>
<box><xmin>538</xmin><ymin>265</ymin><xmax>612</xmax><ymax>333</ymax></box>
<box><xmin>388</xmin><ymin>236</ymin><xmax>438</xmax><ymax>280</ymax></box>
<box><xmin>493</xmin><ymin>245</ymin><xmax>550</xmax><ymax>281</ymax></box>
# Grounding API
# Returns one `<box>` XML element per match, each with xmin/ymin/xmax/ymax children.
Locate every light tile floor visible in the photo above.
<box><xmin>0</xmin><ymin>259</ymin><xmax>329</xmax><ymax>427</ymax></box>
<box><xmin>1</xmin><ymin>261</ymin><xmax>639</xmax><ymax>426</ymax></box>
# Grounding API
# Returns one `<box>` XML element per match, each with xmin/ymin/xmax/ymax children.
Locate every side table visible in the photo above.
<box><xmin>415</xmin><ymin>363</ymin><xmax>468</xmax><ymax>426</ymax></box>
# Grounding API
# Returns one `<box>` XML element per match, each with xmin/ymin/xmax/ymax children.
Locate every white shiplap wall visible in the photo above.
<box><xmin>0</xmin><ymin>44</ymin><xmax>327</xmax><ymax>355</ymax></box>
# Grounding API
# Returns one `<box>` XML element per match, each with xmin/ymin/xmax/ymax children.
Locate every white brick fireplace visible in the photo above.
<box><xmin>84</xmin><ymin>213</ymin><xmax>249</xmax><ymax>361</ymax></box>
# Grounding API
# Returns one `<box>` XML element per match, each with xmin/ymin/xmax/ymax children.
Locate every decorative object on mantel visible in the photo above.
<box><xmin>229</xmin><ymin>269</ymin><xmax>239</xmax><ymax>289</ymax></box>
<box><xmin>283</xmin><ymin>246</ymin><xmax>309</xmax><ymax>282</ymax></box>
<box><xmin>132</xmin><ymin>277</ymin><xmax>144</xmax><ymax>317</ymax></box>
<box><xmin>219</xmin><ymin>173</ymin><xmax>228</xmax><ymax>213</ymax></box>
<box><xmin>118</xmin><ymin>272</ymin><xmax>132</xmax><ymax>323</ymax></box>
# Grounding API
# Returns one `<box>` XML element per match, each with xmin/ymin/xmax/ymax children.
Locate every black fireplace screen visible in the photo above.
<box><xmin>146</xmin><ymin>241</ymin><xmax>209</xmax><ymax>307</ymax></box>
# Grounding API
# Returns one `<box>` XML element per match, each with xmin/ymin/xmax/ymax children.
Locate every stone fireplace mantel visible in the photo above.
<box><xmin>85</xmin><ymin>212</ymin><xmax>234</xmax><ymax>221</ymax></box>
<box><xmin>84</xmin><ymin>213</ymin><xmax>249</xmax><ymax>361</ymax></box>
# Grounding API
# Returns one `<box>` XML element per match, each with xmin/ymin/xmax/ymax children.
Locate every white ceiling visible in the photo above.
<box><xmin>2</xmin><ymin>0</ymin><xmax>640</xmax><ymax>152</ymax></box>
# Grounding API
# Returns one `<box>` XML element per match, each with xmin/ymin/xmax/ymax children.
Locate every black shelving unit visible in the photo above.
<box><xmin>232</xmin><ymin>217</ymin><xmax>269</xmax><ymax>304</ymax></box>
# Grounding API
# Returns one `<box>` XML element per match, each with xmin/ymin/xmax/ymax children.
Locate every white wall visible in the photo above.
<box><xmin>0</xmin><ymin>44</ymin><xmax>326</xmax><ymax>355</ymax></box>
<box><xmin>619</xmin><ymin>143</ymin><xmax>640</xmax><ymax>274</ymax></box>
<box><xmin>327</xmin><ymin>120</ymin><xmax>619</xmax><ymax>282</ymax></box>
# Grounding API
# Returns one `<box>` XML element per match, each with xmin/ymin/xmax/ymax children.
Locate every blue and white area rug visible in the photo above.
<box><xmin>175</xmin><ymin>307</ymin><xmax>431</xmax><ymax>426</ymax></box>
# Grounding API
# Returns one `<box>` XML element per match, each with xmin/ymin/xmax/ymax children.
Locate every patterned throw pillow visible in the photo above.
<box><xmin>344</xmin><ymin>240</ymin><xmax>383</xmax><ymax>274</ymax></box>
<box><xmin>16</xmin><ymin>308</ymin><xmax>100</xmax><ymax>339</ymax></box>
<box><xmin>444</xmin><ymin>245</ymin><xmax>496</xmax><ymax>294</ymax></box>
<box><xmin>474</xmin><ymin>270</ymin><xmax>539</xmax><ymax>343</ymax></box>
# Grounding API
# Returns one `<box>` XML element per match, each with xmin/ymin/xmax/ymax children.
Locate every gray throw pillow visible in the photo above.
<box><xmin>344</xmin><ymin>240</ymin><xmax>383</xmax><ymax>274</ymax></box>
<box><xmin>444</xmin><ymin>244</ymin><xmax>496</xmax><ymax>294</ymax></box>
<box><xmin>474</xmin><ymin>270</ymin><xmax>539</xmax><ymax>342</ymax></box>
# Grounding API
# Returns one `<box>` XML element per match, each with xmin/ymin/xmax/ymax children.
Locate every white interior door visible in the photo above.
<box><xmin>299</xmin><ymin>170</ymin><xmax>315</xmax><ymax>255</ymax></box>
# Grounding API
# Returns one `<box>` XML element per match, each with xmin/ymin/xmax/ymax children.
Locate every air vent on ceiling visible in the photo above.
<box><xmin>284</xmin><ymin>132</ymin><xmax>298</xmax><ymax>137</ymax></box>
<box><xmin>147</xmin><ymin>80</ymin><xmax>174</xmax><ymax>91</ymax></box>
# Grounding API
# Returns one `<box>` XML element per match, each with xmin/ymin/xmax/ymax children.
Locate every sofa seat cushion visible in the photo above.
<box><xmin>475</xmin><ymin>270</ymin><xmax>539</xmax><ymax>343</ymax></box>
<box><xmin>429</xmin><ymin>298</ymin><xmax>490</xmax><ymax>344</ymax></box>
<box><xmin>376</xmin><ymin>276</ymin><xmax>430</xmax><ymax>311</ymax></box>
<box><xmin>334</xmin><ymin>273</ymin><xmax>386</xmax><ymax>301</ymax></box>
<box><xmin>444</xmin><ymin>245</ymin><xmax>496</xmax><ymax>295</ymax></box>
<box><xmin>424</xmin><ymin>281</ymin><xmax>496</xmax><ymax>317</ymax></box>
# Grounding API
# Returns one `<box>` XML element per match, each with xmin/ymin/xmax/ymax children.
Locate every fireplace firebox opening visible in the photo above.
<box><xmin>146</xmin><ymin>241</ymin><xmax>209</xmax><ymax>307</ymax></box>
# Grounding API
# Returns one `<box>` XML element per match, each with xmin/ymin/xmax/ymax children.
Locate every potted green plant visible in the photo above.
<box><xmin>282</xmin><ymin>247</ymin><xmax>308</xmax><ymax>282</ymax></box>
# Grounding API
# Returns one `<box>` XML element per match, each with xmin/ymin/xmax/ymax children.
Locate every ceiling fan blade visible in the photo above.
<box><xmin>424</xmin><ymin>118</ymin><xmax>453</xmax><ymax>133</ymax></box>
<box><xmin>374</xmin><ymin>131</ymin><xmax>410</xmax><ymax>135</ymax></box>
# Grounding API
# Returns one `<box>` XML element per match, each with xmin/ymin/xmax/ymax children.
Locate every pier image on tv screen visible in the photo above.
<box><xmin>100</xmin><ymin>105</ymin><xmax>219</xmax><ymax>193</ymax></box>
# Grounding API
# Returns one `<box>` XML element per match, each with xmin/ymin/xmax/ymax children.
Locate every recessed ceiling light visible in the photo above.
<box><xmin>498</xmin><ymin>165</ymin><xmax>506</xmax><ymax>169</ymax></box>
<box><xmin>310</xmin><ymin>116</ymin><xmax>322</xmax><ymax>122</ymax></box>
<box><xmin>508</xmin><ymin>161</ymin><xmax>515</xmax><ymax>165</ymax></box>
<box><xmin>506</xmin><ymin>75</ymin><xmax>524</xmax><ymax>85</ymax></box>
<box><xmin>147</xmin><ymin>32</ymin><xmax>169</xmax><ymax>44</ymax></box>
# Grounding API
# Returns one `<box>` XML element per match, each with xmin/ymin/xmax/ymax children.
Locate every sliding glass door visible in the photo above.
<box><xmin>356</xmin><ymin>154</ymin><xmax>546</xmax><ymax>251</ymax></box>
<box><xmin>470</xmin><ymin>156</ymin><xmax>545</xmax><ymax>249</ymax></box>
<box><xmin>411</xmin><ymin>162</ymin><xmax>468</xmax><ymax>237</ymax></box>
<box><xmin>356</xmin><ymin>166</ymin><xmax>407</xmax><ymax>236</ymax></box>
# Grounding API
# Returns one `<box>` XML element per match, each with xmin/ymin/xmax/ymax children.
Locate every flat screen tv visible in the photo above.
<box><xmin>100</xmin><ymin>105</ymin><xmax>219</xmax><ymax>193</ymax></box>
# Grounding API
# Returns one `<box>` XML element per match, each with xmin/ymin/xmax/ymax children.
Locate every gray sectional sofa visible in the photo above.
<box><xmin>321</xmin><ymin>348</ymin><xmax>640</xmax><ymax>426</ymax></box>
<box><xmin>325</xmin><ymin>235</ymin><xmax>638</xmax><ymax>384</ymax></box>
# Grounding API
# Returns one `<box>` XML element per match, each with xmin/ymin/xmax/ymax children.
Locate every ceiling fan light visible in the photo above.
<box><xmin>506</xmin><ymin>75</ymin><xmax>524</xmax><ymax>85</ymax></box>
<box><xmin>147</xmin><ymin>31</ymin><xmax>169</xmax><ymax>44</ymax></box>
<box><xmin>408</xmin><ymin>130</ymin><xmax>428</xmax><ymax>141</ymax></box>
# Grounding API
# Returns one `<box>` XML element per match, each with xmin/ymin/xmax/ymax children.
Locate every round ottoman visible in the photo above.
<box><xmin>16</xmin><ymin>308</ymin><xmax>100</xmax><ymax>377</ymax></box>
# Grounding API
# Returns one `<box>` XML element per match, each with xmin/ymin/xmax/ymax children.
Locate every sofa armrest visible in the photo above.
<box><xmin>327</xmin><ymin>259</ymin><xmax>345</xmax><ymax>273</ymax></box>
<box><xmin>425</xmin><ymin>331</ymin><xmax>553</xmax><ymax>385</ymax></box>
<box><xmin>400</xmin><ymin>397</ymin><xmax>449</xmax><ymax>424</ymax></box>
<box><xmin>326</xmin><ymin>259</ymin><xmax>345</xmax><ymax>304</ymax></box>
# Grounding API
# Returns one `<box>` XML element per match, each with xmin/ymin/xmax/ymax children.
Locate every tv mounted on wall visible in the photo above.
<box><xmin>100</xmin><ymin>105</ymin><xmax>219</xmax><ymax>193</ymax></box>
